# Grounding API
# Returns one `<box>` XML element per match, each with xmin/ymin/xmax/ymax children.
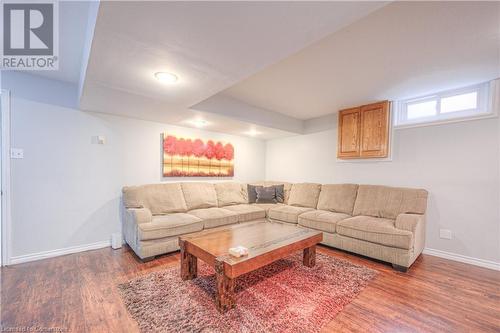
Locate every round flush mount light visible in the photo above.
<box><xmin>190</xmin><ymin>119</ymin><xmax>208</xmax><ymax>128</ymax></box>
<box><xmin>244</xmin><ymin>129</ymin><xmax>262</xmax><ymax>136</ymax></box>
<box><xmin>154</xmin><ymin>72</ymin><xmax>178</xmax><ymax>84</ymax></box>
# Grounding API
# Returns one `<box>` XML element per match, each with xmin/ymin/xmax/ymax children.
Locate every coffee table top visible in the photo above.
<box><xmin>180</xmin><ymin>221</ymin><xmax>322</xmax><ymax>278</ymax></box>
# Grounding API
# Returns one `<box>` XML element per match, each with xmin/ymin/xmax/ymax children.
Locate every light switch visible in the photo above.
<box><xmin>10</xmin><ymin>148</ymin><xmax>24</xmax><ymax>159</ymax></box>
<box><xmin>91</xmin><ymin>135</ymin><xmax>106</xmax><ymax>145</ymax></box>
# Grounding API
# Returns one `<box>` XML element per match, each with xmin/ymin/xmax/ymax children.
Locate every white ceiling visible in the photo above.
<box><xmin>79</xmin><ymin>1</ymin><xmax>387</xmax><ymax>137</ymax></box>
<box><xmin>223</xmin><ymin>1</ymin><xmax>500</xmax><ymax>119</ymax></box>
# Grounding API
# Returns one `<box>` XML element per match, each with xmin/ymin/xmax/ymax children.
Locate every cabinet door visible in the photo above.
<box><xmin>337</xmin><ymin>107</ymin><xmax>361</xmax><ymax>158</ymax></box>
<box><xmin>360</xmin><ymin>101</ymin><xmax>390</xmax><ymax>158</ymax></box>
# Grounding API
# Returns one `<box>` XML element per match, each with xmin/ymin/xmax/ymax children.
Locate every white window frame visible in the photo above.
<box><xmin>394</xmin><ymin>81</ymin><xmax>495</xmax><ymax>128</ymax></box>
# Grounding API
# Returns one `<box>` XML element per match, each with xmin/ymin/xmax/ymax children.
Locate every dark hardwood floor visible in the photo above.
<box><xmin>1</xmin><ymin>245</ymin><xmax>499</xmax><ymax>332</ymax></box>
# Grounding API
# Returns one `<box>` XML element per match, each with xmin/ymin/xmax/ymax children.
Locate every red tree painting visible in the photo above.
<box><xmin>223</xmin><ymin>143</ymin><xmax>234</xmax><ymax>160</ymax></box>
<box><xmin>162</xmin><ymin>134</ymin><xmax>234</xmax><ymax>177</ymax></box>
<box><xmin>192</xmin><ymin>139</ymin><xmax>205</xmax><ymax>157</ymax></box>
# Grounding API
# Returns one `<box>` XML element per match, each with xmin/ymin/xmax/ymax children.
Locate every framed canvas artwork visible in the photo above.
<box><xmin>162</xmin><ymin>134</ymin><xmax>234</xmax><ymax>177</ymax></box>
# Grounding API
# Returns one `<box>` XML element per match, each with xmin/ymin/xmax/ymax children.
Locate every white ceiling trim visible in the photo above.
<box><xmin>80</xmin><ymin>81</ymin><xmax>296</xmax><ymax>140</ymax></box>
<box><xmin>191</xmin><ymin>94</ymin><xmax>304</xmax><ymax>134</ymax></box>
<box><xmin>78</xmin><ymin>1</ymin><xmax>101</xmax><ymax>103</ymax></box>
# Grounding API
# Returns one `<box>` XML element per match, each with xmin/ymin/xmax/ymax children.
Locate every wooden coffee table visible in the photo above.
<box><xmin>179</xmin><ymin>221</ymin><xmax>323</xmax><ymax>313</ymax></box>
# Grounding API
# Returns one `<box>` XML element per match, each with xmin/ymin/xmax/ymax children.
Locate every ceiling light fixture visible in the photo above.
<box><xmin>154</xmin><ymin>72</ymin><xmax>178</xmax><ymax>84</ymax></box>
<box><xmin>244</xmin><ymin>129</ymin><xmax>262</xmax><ymax>136</ymax></box>
<box><xmin>190</xmin><ymin>119</ymin><xmax>208</xmax><ymax>128</ymax></box>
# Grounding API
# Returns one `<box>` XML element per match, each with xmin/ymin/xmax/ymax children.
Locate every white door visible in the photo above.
<box><xmin>0</xmin><ymin>89</ymin><xmax>11</xmax><ymax>266</ymax></box>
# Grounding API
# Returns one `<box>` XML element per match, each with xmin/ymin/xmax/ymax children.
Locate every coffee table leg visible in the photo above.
<box><xmin>303</xmin><ymin>245</ymin><xmax>316</xmax><ymax>267</ymax></box>
<box><xmin>180</xmin><ymin>239</ymin><xmax>197</xmax><ymax>280</ymax></box>
<box><xmin>215</xmin><ymin>258</ymin><xmax>235</xmax><ymax>313</ymax></box>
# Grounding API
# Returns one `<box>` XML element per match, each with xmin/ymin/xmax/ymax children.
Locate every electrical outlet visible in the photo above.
<box><xmin>10</xmin><ymin>148</ymin><xmax>24</xmax><ymax>159</ymax></box>
<box><xmin>439</xmin><ymin>229</ymin><xmax>452</xmax><ymax>240</ymax></box>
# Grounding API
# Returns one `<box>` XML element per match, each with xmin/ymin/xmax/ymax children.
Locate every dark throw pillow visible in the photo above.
<box><xmin>247</xmin><ymin>184</ymin><xmax>262</xmax><ymax>203</ymax></box>
<box><xmin>274</xmin><ymin>184</ymin><xmax>285</xmax><ymax>203</ymax></box>
<box><xmin>255</xmin><ymin>186</ymin><xmax>277</xmax><ymax>203</ymax></box>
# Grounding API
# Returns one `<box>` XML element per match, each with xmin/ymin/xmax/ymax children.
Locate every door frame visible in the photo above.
<box><xmin>1</xmin><ymin>90</ymin><xmax>12</xmax><ymax>266</ymax></box>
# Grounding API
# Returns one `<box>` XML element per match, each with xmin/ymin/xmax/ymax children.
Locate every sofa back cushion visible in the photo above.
<box><xmin>215</xmin><ymin>182</ymin><xmax>247</xmax><ymax>207</ymax></box>
<box><xmin>181</xmin><ymin>182</ymin><xmax>218</xmax><ymax>210</ymax></box>
<box><xmin>317</xmin><ymin>184</ymin><xmax>359</xmax><ymax>214</ymax></box>
<box><xmin>122</xmin><ymin>183</ymin><xmax>187</xmax><ymax>215</ymax></box>
<box><xmin>288</xmin><ymin>183</ymin><xmax>321</xmax><ymax>208</ymax></box>
<box><xmin>353</xmin><ymin>185</ymin><xmax>428</xmax><ymax>219</ymax></box>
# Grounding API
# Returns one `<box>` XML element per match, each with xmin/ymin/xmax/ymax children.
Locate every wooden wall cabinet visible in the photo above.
<box><xmin>337</xmin><ymin>101</ymin><xmax>390</xmax><ymax>159</ymax></box>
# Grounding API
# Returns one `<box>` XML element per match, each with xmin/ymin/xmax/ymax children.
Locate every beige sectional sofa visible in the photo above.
<box><xmin>122</xmin><ymin>181</ymin><xmax>428</xmax><ymax>271</ymax></box>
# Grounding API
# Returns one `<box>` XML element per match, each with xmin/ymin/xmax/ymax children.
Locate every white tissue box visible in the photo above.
<box><xmin>228</xmin><ymin>246</ymin><xmax>249</xmax><ymax>258</ymax></box>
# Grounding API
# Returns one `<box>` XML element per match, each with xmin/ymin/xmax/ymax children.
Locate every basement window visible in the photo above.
<box><xmin>394</xmin><ymin>82</ymin><xmax>493</xmax><ymax>127</ymax></box>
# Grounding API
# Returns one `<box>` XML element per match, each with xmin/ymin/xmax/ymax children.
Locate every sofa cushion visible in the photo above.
<box><xmin>214</xmin><ymin>182</ymin><xmax>246</xmax><ymax>207</ymax></box>
<box><xmin>336</xmin><ymin>216</ymin><xmax>414</xmax><ymax>250</ymax></box>
<box><xmin>137</xmin><ymin>213</ymin><xmax>203</xmax><ymax>241</ymax></box>
<box><xmin>317</xmin><ymin>184</ymin><xmax>358</xmax><ymax>215</ymax></box>
<box><xmin>188</xmin><ymin>207</ymin><xmax>239</xmax><ymax>229</ymax></box>
<box><xmin>251</xmin><ymin>203</ymin><xmax>283</xmax><ymax>216</ymax></box>
<box><xmin>298</xmin><ymin>210</ymin><xmax>351</xmax><ymax>234</ymax></box>
<box><xmin>353</xmin><ymin>185</ymin><xmax>428</xmax><ymax>219</ymax></box>
<box><xmin>223</xmin><ymin>204</ymin><xmax>266</xmax><ymax>222</ymax></box>
<box><xmin>288</xmin><ymin>183</ymin><xmax>321</xmax><ymax>208</ymax></box>
<box><xmin>268</xmin><ymin>205</ymin><xmax>314</xmax><ymax>224</ymax></box>
<box><xmin>127</xmin><ymin>208</ymin><xmax>152</xmax><ymax>224</ymax></box>
<box><xmin>122</xmin><ymin>183</ymin><xmax>187</xmax><ymax>215</ymax></box>
<box><xmin>181</xmin><ymin>182</ymin><xmax>218</xmax><ymax>210</ymax></box>
<box><xmin>122</xmin><ymin>186</ymin><xmax>143</xmax><ymax>208</ymax></box>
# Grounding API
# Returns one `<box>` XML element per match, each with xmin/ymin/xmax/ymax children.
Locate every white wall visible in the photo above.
<box><xmin>9</xmin><ymin>97</ymin><xmax>266</xmax><ymax>259</ymax></box>
<box><xmin>266</xmin><ymin>117</ymin><xmax>500</xmax><ymax>264</ymax></box>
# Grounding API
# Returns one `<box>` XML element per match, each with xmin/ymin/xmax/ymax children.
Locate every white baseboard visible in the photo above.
<box><xmin>423</xmin><ymin>248</ymin><xmax>500</xmax><ymax>271</ymax></box>
<box><xmin>9</xmin><ymin>240</ymin><xmax>111</xmax><ymax>265</ymax></box>
<box><xmin>7</xmin><ymin>242</ymin><xmax>500</xmax><ymax>271</ymax></box>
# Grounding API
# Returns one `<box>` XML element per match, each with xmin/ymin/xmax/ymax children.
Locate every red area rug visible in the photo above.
<box><xmin>118</xmin><ymin>252</ymin><xmax>376</xmax><ymax>333</ymax></box>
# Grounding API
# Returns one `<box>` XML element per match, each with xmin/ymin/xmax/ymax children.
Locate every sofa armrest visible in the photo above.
<box><xmin>396</xmin><ymin>213</ymin><xmax>426</xmax><ymax>261</ymax></box>
<box><xmin>125</xmin><ymin>208</ymin><xmax>152</xmax><ymax>225</ymax></box>
<box><xmin>122</xmin><ymin>208</ymin><xmax>151</xmax><ymax>257</ymax></box>
<box><xmin>395</xmin><ymin>213</ymin><xmax>425</xmax><ymax>233</ymax></box>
